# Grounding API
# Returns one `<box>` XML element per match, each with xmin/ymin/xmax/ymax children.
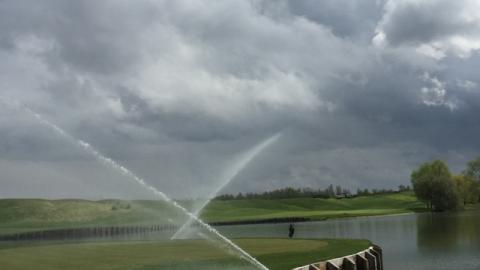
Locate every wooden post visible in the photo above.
<box><xmin>326</xmin><ymin>262</ymin><xmax>340</xmax><ymax>270</ymax></box>
<box><xmin>365</xmin><ymin>251</ymin><xmax>377</xmax><ymax>270</ymax></box>
<box><xmin>343</xmin><ymin>258</ymin><xmax>357</xmax><ymax>270</ymax></box>
<box><xmin>371</xmin><ymin>245</ymin><xmax>383</xmax><ymax>270</ymax></box>
<box><xmin>355</xmin><ymin>255</ymin><xmax>368</xmax><ymax>270</ymax></box>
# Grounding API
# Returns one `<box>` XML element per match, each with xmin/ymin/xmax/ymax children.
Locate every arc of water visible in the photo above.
<box><xmin>0</xmin><ymin>96</ymin><xmax>269</xmax><ymax>270</ymax></box>
<box><xmin>172</xmin><ymin>133</ymin><xmax>281</xmax><ymax>240</ymax></box>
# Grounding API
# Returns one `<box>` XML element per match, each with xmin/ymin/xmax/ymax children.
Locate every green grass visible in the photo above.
<box><xmin>0</xmin><ymin>238</ymin><xmax>371</xmax><ymax>270</ymax></box>
<box><xmin>0</xmin><ymin>194</ymin><xmax>402</xmax><ymax>269</ymax></box>
<box><xmin>0</xmin><ymin>192</ymin><xmax>426</xmax><ymax>235</ymax></box>
<box><xmin>243</xmin><ymin>238</ymin><xmax>371</xmax><ymax>270</ymax></box>
<box><xmin>0</xmin><ymin>199</ymin><xmax>187</xmax><ymax>235</ymax></box>
<box><xmin>202</xmin><ymin>191</ymin><xmax>427</xmax><ymax>222</ymax></box>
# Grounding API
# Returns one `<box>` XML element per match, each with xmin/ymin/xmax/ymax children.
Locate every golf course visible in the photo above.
<box><xmin>203</xmin><ymin>191</ymin><xmax>425</xmax><ymax>222</ymax></box>
<box><xmin>0</xmin><ymin>191</ymin><xmax>425</xmax><ymax>236</ymax></box>
<box><xmin>0</xmin><ymin>238</ymin><xmax>371</xmax><ymax>270</ymax></box>
<box><xmin>0</xmin><ymin>192</ymin><xmax>412</xmax><ymax>269</ymax></box>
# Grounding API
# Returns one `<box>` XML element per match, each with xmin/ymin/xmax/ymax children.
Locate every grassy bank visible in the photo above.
<box><xmin>202</xmin><ymin>191</ymin><xmax>426</xmax><ymax>222</ymax></box>
<box><xmin>0</xmin><ymin>199</ymin><xmax>187</xmax><ymax>235</ymax></box>
<box><xmin>0</xmin><ymin>191</ymin><xmax>426</xmax><ymax>235</ymax></box>
<box><xmin>0</xmin><ymin>238</ymin><xmax>371</xmax><ymax>270</ymax></box>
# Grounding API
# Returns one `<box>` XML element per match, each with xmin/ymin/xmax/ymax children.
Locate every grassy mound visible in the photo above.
<box><xmin>0</xmin><ymin>199</ymin><xmax>185</xmax><ymax>235</ymax></box>
<box><xmin>202</xmin><ymin>191</ymin><xmax>426</xmax><ymax>222</ymax></box>
<box><xmin>0</xmin><ymin>238</ymin><xmax>371</xmax><ymax>270</ymax></box>
<box><xmin>0</xmin><ymin>192</ymin><xmax>426</xmax><ymax>235</ymax></box>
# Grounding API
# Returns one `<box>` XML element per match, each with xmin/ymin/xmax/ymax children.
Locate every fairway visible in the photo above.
<box><xmin>202</xmin><ymin>191</ymin><xmax>426</xmax><ymax>222</ymax></box>
<box><xmin>0</xmin><ymin>238</ymin><xmax>370</xmax><ymax>270</ymax></box>
<box><xmin>0</xmin><ymin>192</ymin><xmax>426</xmax><ymax>236</ymax></box>
<box><xmin>0</xmin><ymin>199</ymin><xmax>187</xmax><ymax>236</ymax></box>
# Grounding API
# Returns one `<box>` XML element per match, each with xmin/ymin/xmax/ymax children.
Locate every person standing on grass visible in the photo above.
<box><xmin>288</xmin><ymin>223</ymin><xmax>295</xmax><ymax>238</ymax></box>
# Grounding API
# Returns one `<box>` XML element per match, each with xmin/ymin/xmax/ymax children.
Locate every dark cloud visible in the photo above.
<box><xmin>374</xmin><ymin>0</ymin><xmax>480</xmax><ymax>58</ymax></box>
<box><xmin>286</xmin><ymin>0</ymin><xmax>383</xmax><ymax>41</ymax></box>
<box><xmin>377</xmin><ymin>1</ymin><xmax>478</xmax><ymax>46</ymax></box>
<box><xmin>0</xmin><ymin>0</ymin><xmax>157</xmax><ymax>74</ymax></box>
<box><xmin>0</xmin><ymin>0</ymin><xmax>480</xmax><ymax>199</ymax></box>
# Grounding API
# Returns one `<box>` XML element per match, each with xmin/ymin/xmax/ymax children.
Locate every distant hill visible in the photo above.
<box><xmin>0</xmin><ymin>191</ymin><xmax>426</xmax><ymax>235</ymax></box>
<box><xmin>0</xmin><ymin>199</ymin><xmax>186</xmax><ymax>235</ymax></box>
<box><xmin>202</xmin><ymin>191</ymin><xmax>426</xmax><ymax>222</ymax></box>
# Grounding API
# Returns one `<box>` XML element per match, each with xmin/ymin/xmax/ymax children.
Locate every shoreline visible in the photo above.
<box><xmin>210</xmin><ymin>207</ymin><xmax>480</xmax><ymax>226</ymax></box>
<box><xmin>209</xmin><ymin>209</ymin><xmax>426</xmax><ymax>226</ymax></box>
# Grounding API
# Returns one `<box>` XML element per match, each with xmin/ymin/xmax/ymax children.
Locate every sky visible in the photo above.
<box><xmin>1</xmin><ymin>0</ymin><xmax>480</xmax><ymax>199</ymax></box>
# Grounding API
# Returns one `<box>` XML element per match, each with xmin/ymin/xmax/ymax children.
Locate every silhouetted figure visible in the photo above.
<box><xmin>288</xmin><ymin>223</ymin><xmax>295</xmax><ymax>238</ymax></box>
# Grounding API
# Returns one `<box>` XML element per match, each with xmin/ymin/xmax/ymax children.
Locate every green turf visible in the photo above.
<box><xmin>202</xmin><ymin>191</ymin><xmax>427</xmax><ymax>222</ymax></box>
<box><xmin>0</xmin><ymin>238</ymin><xmax>371</xmax><ymax>270</ymax></box>
<box><xmin>0</xmin><ymin>199</ymin><xmax>188</xmax><ymax>235</ymax></box>
<box><xmin>0</xmin><ymin>192</ymin><xmax>426</xmax><ymax>235</ymax></box>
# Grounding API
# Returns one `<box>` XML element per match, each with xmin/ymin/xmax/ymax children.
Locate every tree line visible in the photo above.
<box><xmin>214</xmin><ymin>184</ymin><xmax>409</xmax><ymax>201</ymax></box>
<box><xmin>411</xmin><ymin>157</ymin><xmax>480</xmax><ymax>211</ymax></box>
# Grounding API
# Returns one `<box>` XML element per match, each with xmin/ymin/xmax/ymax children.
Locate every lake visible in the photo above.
<box><xmin>217</xmin><ymin>210</ymin><xmax>480</xmax><ymax>270</ymax></box>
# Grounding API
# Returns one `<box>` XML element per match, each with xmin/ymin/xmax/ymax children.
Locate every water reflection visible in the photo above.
<box><xmin>417</xmin><ymin>211</ymin><xmax>480</xmax><ymax>252</ymax></box>
<box><xmin>217</xmin><ymin>210</ymin><xmax>480</xmax><ymax>270</ymax></box>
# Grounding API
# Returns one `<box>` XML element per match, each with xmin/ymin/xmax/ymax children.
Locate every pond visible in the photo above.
<box><xmin>217</xmin><ymin>210</ymin><xmax>480</xmax><ymax>270</ymax></box>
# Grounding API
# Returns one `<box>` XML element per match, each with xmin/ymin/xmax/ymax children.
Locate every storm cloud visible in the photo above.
<box><xmin>1</xmin><ymin>0</ymin><xmax>479</xmax><ymax>199</ymax></box>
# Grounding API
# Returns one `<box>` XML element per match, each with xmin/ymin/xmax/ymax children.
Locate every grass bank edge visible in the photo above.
<box><xmin>0</xmin><ymin>238</ymin><xmax>372</xmax><ymax>270</ymax></box>
<box><xmin>0</xmin><ymin>191</ymin><xmax>428</xmax><ymax>235</ymax></box>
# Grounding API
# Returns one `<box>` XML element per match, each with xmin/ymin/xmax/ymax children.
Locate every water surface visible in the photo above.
<box><xmin>217</xmin><ymin>210</ymin><xmax>480</xmax><ymax>270</ymax></box>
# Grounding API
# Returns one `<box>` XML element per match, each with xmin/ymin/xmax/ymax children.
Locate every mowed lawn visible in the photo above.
<box><xmin>0</xmin><ymin>192</ymin><xmax>425</xmax><ymax>235</ymax></box>
<box><xmin>0</xmin><ymin>199</ymin><xmax>187</xmax><ymax>235</ymax></box>
<box><xmin>0</xmin><ymin>238</ymin><xmax>371</xmax><ymax>270</ymax></box>
<box><xmin>202</xmin><ymin>192</ymin><xmax>426</xmax><ymax>222</ymax></box>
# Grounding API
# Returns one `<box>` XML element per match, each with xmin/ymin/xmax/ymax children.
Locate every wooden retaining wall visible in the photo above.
<box><xmin>0</xmin><ymin>224</ymin><xmax>180</xmax><ymax>241</ymax></box>
<box><xmin>293</xmin><ymin>245</ymin><xmax>383</xmax><ymax>270</ymax></box>
<box><xmin>0</xmin><ymin>217</ymin><xmax>311</xmax><ymax>242</ymax></box>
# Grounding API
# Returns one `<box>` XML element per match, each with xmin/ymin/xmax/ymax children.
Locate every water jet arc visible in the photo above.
<box><xmin>0</xmin><ymin>97</ymin><xmax>269</xmax><ymax>270</ymax></box>
<box><xmin>172</xmin><ymin>133</ymin><xmax>281</xmax><ymax>240</ymax></box>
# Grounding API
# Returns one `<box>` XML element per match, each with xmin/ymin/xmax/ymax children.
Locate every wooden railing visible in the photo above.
<box><xmin>293</xmin><ymin>245</ymin><xmax>383</xmax><ymax>270</ymax></box>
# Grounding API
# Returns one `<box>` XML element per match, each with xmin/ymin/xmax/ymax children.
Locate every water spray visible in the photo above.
<box><xmin>172</xmin><ymin>133</ymin><xmax>281</xmax><ymax>239</ymax></box>
<box><xmin>0</xmin><ymin>96</ymin><xmax>269</xmax><ymax>270</ymax></box>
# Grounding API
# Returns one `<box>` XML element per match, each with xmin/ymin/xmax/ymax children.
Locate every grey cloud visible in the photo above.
<box><xmin>1</xmin><ymin>0</ymin><xmax>480</xmax><ymax>199</ymax></box>
<box><xmin>374</xmin><ymin>0</ymin><xmax>480</xmax><ymax>59</ymax></box>
<box><xmin>285</xmin><ymin>0</ymin><xmax>383</xmax><ymax>41</ymax></box>
<box><xmin>0</xmin><ymin>0</ymin><xmax>155</xmax><ymax>74</ymax></box>
<box><xmin>377</xmin><ymin>1</ymin><xmax>478</xmax><ymax>46</ymax></box>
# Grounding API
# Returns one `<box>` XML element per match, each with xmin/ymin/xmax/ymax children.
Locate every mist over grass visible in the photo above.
<box><xmin>0</xmin><ymin>199</ymin><xmax>188</xmax><ymax>235</ymax></box>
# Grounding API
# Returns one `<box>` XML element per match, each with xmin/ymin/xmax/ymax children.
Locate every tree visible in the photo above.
<box><xmin>411</xmin><ymin>160</ymin><xmax>458</xmax><ymax>211</ymax></box>
<box><xmin>465</xmin><ymin>157</ymin><xmax>480</xmax><ymax>181</ymax></box>
<box><xmin>453</xmin><ymin>175</ymin><xmax>478</xmax><ymax>206</ymax></box>
<box><xmin>464</xmin><ymin>157</ymin><xmax>480</xmax><ymax>202</ymax></box>
<box><xmin>398</xmin><ymin>185</ymin><xmax>410</xmax><ymax>192</ymax></box>
<box><xmin>335</xmin><ymin>185</ymin><xmax>342</xmax><ymax>196</ymax></box>
<box><xmin>327</xmin><ymin>185</ymin><xmax>335</xmax><ymax>198</ymax></box>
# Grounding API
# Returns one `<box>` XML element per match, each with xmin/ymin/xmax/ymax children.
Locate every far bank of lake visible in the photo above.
<box><xmin>0</xmin><ymin>195</ymin><xmax>478</xmax><ymax>269</ymax></box>
<box><xmin>201</xmin><ymin>191</ymin><xmax>427</xmax><ymax>222</ymax></box>
<box><xmin>217</xmin><ymin>208</ymin><xmax>480</xmax><ymax>270</ymax></box>
<box><xmin>0</xmin><ymin>192</ymin><xmax>426</xmax><ymax>235</ymax></box>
